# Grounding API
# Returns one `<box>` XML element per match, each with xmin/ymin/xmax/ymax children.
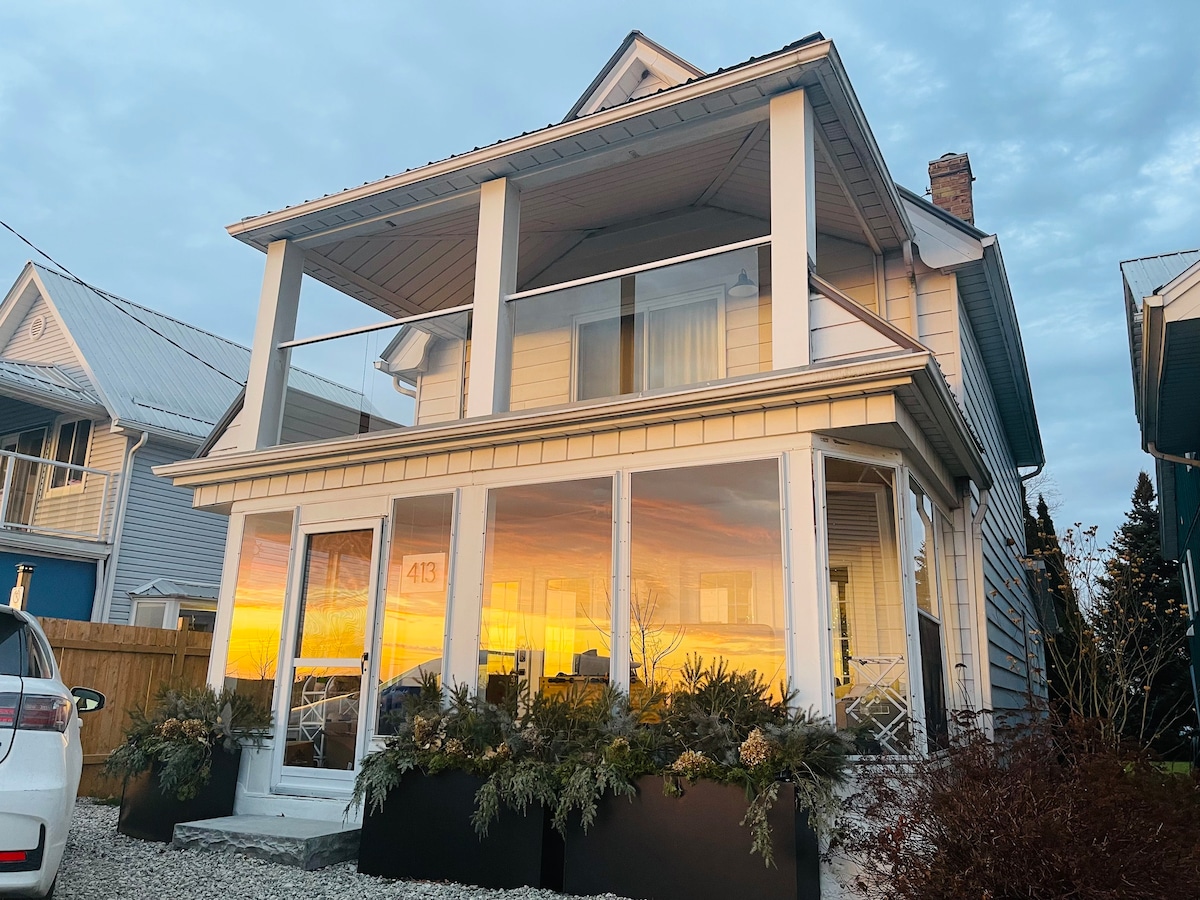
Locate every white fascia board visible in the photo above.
<box><xmin>1161</xmin><ymin>260</ymin><xmax>1200</xmax><ymax>323</ymax></box>
<box><xmin>0</xmin><ymin>264</ymin><xmax>43</xmax><ymax>352</ymax></box>
<box><xmin>226</xmin><ymin>40</ymin><xmax>837</xmax><ymax>243</ymax></box>
<box><xmin>904</xmin><ymin>198</ymin><xmax>983</xmax><ymax>270</ymax></box>
<box><xmin>155</xmin><ymin>352</ymin><xmax>932</xmax><ymax>484</ymax></box>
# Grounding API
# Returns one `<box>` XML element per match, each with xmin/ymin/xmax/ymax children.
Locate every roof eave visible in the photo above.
<box><xmin>227</xmin><ymin>36</ymin><xmax>912</xmax><ymax>254</ymax></box>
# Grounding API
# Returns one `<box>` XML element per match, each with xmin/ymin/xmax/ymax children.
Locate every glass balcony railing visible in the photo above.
<box><xmin>505</xmin><ymin>241</ymin><xmax>772</xmax><ymax>413</ymax></box>
<box><xmin>277</xmin><ymin>307</ymin><xmax>472</xmax><ymax>446</ymax></box>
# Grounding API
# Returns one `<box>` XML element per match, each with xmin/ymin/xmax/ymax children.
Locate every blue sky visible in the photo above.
<box><xmin>2</xmin><ymin>1</ymin><xmax>1198</xmax><ymax>543</ymax></box>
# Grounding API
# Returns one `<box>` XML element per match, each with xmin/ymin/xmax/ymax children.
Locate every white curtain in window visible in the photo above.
<box><xmin>647</xmin><ymin>298</ymin><xmax>718</xmax><ymax>390</ymax></box>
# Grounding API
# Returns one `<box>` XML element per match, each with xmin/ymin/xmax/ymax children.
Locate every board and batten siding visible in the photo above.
<box><xmin>31</xmin><ymin>419</ymin><xmax>125</xmax><ymax>539</ymax></box>
<box><xmin>1</xmin><ymin>292</ymin><xmax>94</xmax><ymax>391</ymax></box>
<box><xmin>107</xmin><ymin>440</ymin><xmax>229</xmax><ymax>623</ymax></box>
<box><xmin>958</xmin><ymin>302</ymin><xmax>1042</xmax><ymax>713</ymax></box>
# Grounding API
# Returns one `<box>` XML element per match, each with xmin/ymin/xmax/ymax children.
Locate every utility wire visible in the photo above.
<box><xmin>0</xmin><ymin>218</ymin><xmax>243</xmax><ymax>386</ymax></box>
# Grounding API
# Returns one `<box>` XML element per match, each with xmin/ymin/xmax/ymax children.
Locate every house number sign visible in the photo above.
<box><xmin>401</xmin><ymin>552</ymin><xmax>447</xmax><ymax>593</ymax></box>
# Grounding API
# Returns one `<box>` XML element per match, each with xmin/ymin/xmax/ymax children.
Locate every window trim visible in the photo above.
<box><xmin>46</xmin><ymin>417</ymin><xmax>92</xmax><ymax>495</ymax></box>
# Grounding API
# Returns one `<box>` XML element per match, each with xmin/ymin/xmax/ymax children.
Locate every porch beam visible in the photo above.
<box><xmin>770</xmin><ymin>88</ymin><xmax>817</xmax><ymax>370</ymax></box>
<box><xmin>241</xmin><ymin>240</ymin><xmax>304</xmax><ymax>451</ymax></box>
<box><xmin>465</xmin><ymin>178</ymin><xmax>520</xmax><ymax>417</ymax></box>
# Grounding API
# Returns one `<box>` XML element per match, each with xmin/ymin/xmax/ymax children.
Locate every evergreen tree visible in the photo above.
<box><xmin>1024</xmin><ymin>493</ymin><xmax>1080</xmax><ymax>709</ymax></box>
<box><xmin>1095</xmin><ymin>472</ymin><xmax>1195</xmax><ymax>756</ymax></box>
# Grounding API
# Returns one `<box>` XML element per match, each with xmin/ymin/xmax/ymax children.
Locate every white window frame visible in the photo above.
<box><xmin>45</xmin><ymin>416</ymin><xmax>93</xmax><ymax>496</ymax></box>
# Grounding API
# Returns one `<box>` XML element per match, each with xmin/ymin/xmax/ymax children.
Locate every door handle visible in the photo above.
<box><xmin>361</xmin><ymin>651</ymin><xmax>369</xmax><ymax>676</ymax></box>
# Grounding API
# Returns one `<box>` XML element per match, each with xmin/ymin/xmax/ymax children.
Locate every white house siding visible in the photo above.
<box><xmin>107</xmin><ymin>440</ymin><xmax>229</xmax><ymax>623</ymax></box>
<box><xmin>958</xmin><ymin>303</ymin><xmax>1042</xmax><ymax>714</ymax></box>
<box><xmin>815</xmin><ymin>235</ymin><xmax>878</xmax><ymax>313</ymax></box>
<box><xmin>809</xmin><ymin>293</ymin><xmax>904</xmax><ymax>365</ymax></box>
<box><xmin>415</xmin><ymin>339</ymin><xmax>467</xmax><ymax>424</ymax></box>
<box><xmin>31</xmin><ymin>420</ymin><xmax>125</xmax><ymax>539</ymax></box>
<box><xmin>1</xmin><ymin>292</ymin><xmax>94</xmax><ymax>391</ymax></box>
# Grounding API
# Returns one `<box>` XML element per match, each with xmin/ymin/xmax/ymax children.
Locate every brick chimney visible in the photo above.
<box><xmin>928</xmin><ymin>152</ymin><xmax>975</xmax><ymax>225</ymax></box>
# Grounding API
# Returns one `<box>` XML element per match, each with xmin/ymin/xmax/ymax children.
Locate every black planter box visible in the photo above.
<box><xmin>563</xmin><ymin>776</ymin><xmax>821</xmax><ymax>900</ymax></box>
<box><xmin>357</xmin><ymin>770</ymin><xmax>563</xmax><ymax>890</ymax></box>
<box><xmin>117</xmin><ymin>748</ymin><xmax>241</xmax><ymax>843</ymax></box>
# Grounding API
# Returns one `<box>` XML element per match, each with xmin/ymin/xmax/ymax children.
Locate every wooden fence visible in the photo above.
<box><xmin>39</xmin><ymin>617</ymin><xmax>213</xmax><ymax>797</ymax></box>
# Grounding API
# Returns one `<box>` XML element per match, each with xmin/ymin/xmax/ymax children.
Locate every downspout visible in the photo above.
<box><xmin>96</xmin><ymin>429</ymin><xmax>149</xmax><ymax>623</ymax></box>
<box><xmin>966</xmin><ymin>486</ymin><xmax>992</xmax><ymax>725</ymax></box>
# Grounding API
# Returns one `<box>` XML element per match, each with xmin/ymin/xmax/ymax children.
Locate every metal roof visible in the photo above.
<box><xmin>29</xmin><ymin>264</ymin><xmax>372</xmax><ymax>443</ymax></box>
<box><xmin>127</xmin><ymin>577</ymin><xmax>219</xmax><ymax>601</ymax></box>
<box><xmin>0</xmin><ymin>359</ymin><xmax>100</xmax><ymax>407</ymax></box>
<box><xmin>1121</xmin><ymin>249</ymin><xmax>1200</xmax><ymax>302</ymax></box>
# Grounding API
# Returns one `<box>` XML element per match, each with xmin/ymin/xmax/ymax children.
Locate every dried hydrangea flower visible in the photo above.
<box><xmin>443</xmin><ymin>738</ymin><xmax>466</xmax><ymax>757</ymax></box>
<box><xmin>739</xmin><ymin>727</ymin><xmax>773</xmax><ymax>768</ymax></box>
<box><xmin>669</xmin><ymin>749</ymin><xmax>711</xmax><ymax>779</ymax></box>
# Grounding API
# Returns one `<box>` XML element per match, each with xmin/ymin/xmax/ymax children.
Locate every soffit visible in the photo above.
<box><xmin>230</xmin><ymin>38</ymin><xmax>912</xmax><ymax>282</ymax></box>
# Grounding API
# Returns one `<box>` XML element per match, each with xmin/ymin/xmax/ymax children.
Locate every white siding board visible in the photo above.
<box><xmin>1</xmin><ymin>293</ymin><xmax>94</xmax><ymax>390</ymax></box>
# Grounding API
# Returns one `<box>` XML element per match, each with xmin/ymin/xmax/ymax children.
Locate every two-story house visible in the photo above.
<box><xmin>1122</xmin><ymin>248</ymin><xmax>1200</xmax><ymax>734</ymax></box>
<box><xmin>0</xmin><ymin>262</ymin><xmax>368</xmax><ymax>625</ymax></box>
<box><xmin>159</xmin><ymin>31</ymin><xmax>1045</xmax><ymax>820</ymax></box>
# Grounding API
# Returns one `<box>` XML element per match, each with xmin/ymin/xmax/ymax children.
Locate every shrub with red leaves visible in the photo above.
<box><xmin>836</xmin><ymin>716</ymin><xmax>1200</xmax><ymax>900</ymax></box>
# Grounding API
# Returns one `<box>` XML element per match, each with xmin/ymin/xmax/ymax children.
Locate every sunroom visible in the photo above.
<box><xmin>164</xmin><ymin>33</ymin><xmax>989</xmax><ymax>816</ymax></box>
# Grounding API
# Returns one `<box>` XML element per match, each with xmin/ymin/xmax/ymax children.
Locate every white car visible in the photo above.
<box><xmin>0</xmin><ymin>604</ymin><xmax>103</xmax><ymax>898</ymax></box>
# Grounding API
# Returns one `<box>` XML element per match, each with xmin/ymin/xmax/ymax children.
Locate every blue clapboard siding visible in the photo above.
<box><xmin>107</xmin><ymin>440</ymin><xmax>229</xmax><ymax>623</ymax></box>
<box><xmin>958</xmin><ymin>302</ymin><xmax>1044</xmax><ymax>714</ymax></box>
<box><xmin>0</xmin><ymin>550</ymin><xmax>95</xmax><ymax>620</ymax></box>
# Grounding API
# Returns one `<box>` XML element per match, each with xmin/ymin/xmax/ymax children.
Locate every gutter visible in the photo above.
<box><xmin>94</xmin><ymin>429</ymin><xmax>149</xmax><ymax>623</ymax></box>
<box><xmin>1147</xmin><ymin>443</ymin><xmax>1200</xmax><ymax>470</ymax></box>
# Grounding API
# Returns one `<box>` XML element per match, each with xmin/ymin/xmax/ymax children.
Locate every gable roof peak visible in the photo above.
<box><xmin>564</xmin><ymin>31</ymin><xmax>705</xmax><ymax>122</ymax></box>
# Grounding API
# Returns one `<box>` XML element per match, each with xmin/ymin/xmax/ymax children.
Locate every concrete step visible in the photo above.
<box><xmin>172</xmin><ymin>815</ymin><xmax>360</xmax><ymax>870</ymax></box>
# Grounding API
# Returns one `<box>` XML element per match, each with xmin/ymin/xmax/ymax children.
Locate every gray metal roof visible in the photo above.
<box><xmin>31</xmin><ymin>264</ymin><xmax>372</xmax><ymax>443</ymax></box>
<box><xmin>127</xmin><ymin>577</ymin><xmax>219</xmax><ymax>601</ymax></box>
<box><xmin>0</xmin><ymin>359</ymin><xmax>100</xmax><ymax>407</ymax></box>
<box><xmin>1121</xmin><ymin>249</ymin><xmax>1200</xmax><ymax>301</ymax></box>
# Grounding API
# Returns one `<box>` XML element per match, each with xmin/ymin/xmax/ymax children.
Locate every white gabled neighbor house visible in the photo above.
<box><xmin>158</xmin><ymin>31</ymin><xmax>1046</xmax><ymax>824</ymax></box>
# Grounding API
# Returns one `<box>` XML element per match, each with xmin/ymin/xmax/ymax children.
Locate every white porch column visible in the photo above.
<box><xmin>465</xmin><ymin>178</ymin><xmax>521</xmax><ymax>418</ymax></box>
<box><xmin>770</xmin><ymin>89</ymin><xmax>817</xmax><ymax>370</ymax></box>
<box><xmin>444</xmin><ymin>485</ymin><xmax>489</xmax><ymax>693</ymax></box>
<box><xmin>783</xmin><ymin>447</ymin><xmax>832</xmax><ymax>716</ymax></box>
<box><xmin>241</xmin><ymin>239</ymin><xmax>304</xmax><ymax>451</ymax></box>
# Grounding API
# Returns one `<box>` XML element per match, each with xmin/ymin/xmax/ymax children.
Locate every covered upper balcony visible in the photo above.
<box><xmin>224</xmin><ymin>33</ymin><xmax>916</xmax><ymax>454</ymax></box>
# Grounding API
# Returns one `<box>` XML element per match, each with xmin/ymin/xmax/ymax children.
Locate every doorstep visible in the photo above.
<box><xmin>172</xmin><ymin>815</ymin><xmax>360</xmax><ymax>870</ymax></box>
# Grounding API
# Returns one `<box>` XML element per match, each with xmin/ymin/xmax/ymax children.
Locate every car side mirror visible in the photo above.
<box><xmin>71</xmin><ymin>687</ymin><xmax>105</xmax><ymax>713</ymax></box>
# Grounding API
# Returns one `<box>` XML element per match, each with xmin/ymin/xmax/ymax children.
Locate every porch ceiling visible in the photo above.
<box><xmin>231</xmin><ymin>39</ymin><xmax>912</xmax><ymax>319</ymax></box>
<box><xmin>293</xmin><ymin>120</ymin><xmax>876</xmax><ymax>319</ymax></box>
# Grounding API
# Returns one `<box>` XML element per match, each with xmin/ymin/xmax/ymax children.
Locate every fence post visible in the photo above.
<box><xmin>171</xmin><ymin>617</ymin><xmax>191</xmax><ymax>680</ymax></box>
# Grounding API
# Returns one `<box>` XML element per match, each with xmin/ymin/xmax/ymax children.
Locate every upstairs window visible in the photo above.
<box><xmin>50</xmin><ymin>419</ymin><xmax>91</xmax><ymax>488</ymax></box>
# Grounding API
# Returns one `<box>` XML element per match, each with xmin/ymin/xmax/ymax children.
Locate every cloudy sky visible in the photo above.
<box><xmin>1</xmin><ymin>1</ymin><xmax>1197</xmax><ymax>543</ymax></box>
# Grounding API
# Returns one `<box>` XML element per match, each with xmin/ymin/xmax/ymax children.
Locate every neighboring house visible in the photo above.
<box><xmin>159</xmin><ymin>31</ymin><xmax>1045</xmax><ymax>823</ymax></box>
<box><xmin>0</xmin><ymin>263</ymin><xmax>373</xmax><ymax>624</ymax></box>
<box><xmin>1122</xmin><ymin>248</ymin><xmax>1200</xmax><ymax>727</ymax></box>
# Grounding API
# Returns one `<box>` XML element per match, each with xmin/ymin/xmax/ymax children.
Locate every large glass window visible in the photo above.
<box><xmin>507</xmin><ymin>245</ymin><xmax>771</xmax><ymax>412</ymax></box>
<box><xmin>376</xmin><ymin>494</ymin><xmax>454</xmax><ymax>731</ymax></box>
<box><xmin>223</xmin><ymin>511</ymin><xmax>295</xmax><ymax>709</ymax></box>
<box><xmin>630</xmin><ymin>459</ymin><xmax>786</xmax><ymax>696</ymax></box>
<box><xmin>824</xmin><ymin>458</ymin><xmax>909</xmax><ymax>754</ymax></box>
<box><xmin>478</xmin><ymin>478</ymin><xmax>613</xmax><ymax>701</ymax></box>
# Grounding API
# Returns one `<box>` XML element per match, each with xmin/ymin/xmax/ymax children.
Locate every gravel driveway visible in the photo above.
<box><xmin>56</xmin><ymin>801</ymin><xmax>633</xmax><ymax>900</ymax></box>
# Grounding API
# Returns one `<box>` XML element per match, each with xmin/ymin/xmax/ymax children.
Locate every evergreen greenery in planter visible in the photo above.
<box><xmin>105</xmin><ymin>684</ymin><xmax>272</xmax><ymax>803</ymax></box>
<box><xmin>352</xmin><ymin>656</ymin><xmax>854</xmax><ymax>867</ymax></box>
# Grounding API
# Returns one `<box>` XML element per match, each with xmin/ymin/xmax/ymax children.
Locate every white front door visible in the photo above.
<box><xmin>272</xmin><ymin>518</ymin><xmax>383</xmax><ymax>797</ymax></box>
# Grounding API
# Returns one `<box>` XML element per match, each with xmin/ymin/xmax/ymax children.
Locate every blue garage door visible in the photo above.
<box><xmin>0</xmin><ymin>552</ymin><xmax>95</xmax><ymax>620</ymax></box>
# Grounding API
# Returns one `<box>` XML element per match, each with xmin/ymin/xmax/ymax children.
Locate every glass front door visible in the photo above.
<box><xmin>275</xmin><ymin>522</ymin><xmax>381</xmax><ymax>794</ymax></box>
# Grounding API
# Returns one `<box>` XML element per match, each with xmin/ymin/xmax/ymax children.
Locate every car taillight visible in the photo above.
<box><xmin>0</xmin><ymin>693</ymin><xmax>18</xmax><ymax>728</ymax></box>
<box><xmin>0</xmin><ymin>851</ymin><xmax>26</xmax><ymax>863</ymax></box>
<box><xmin>16</xmin><ymin>695</ymin><xmax>72</xmax><ymax>732</ymax></box>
